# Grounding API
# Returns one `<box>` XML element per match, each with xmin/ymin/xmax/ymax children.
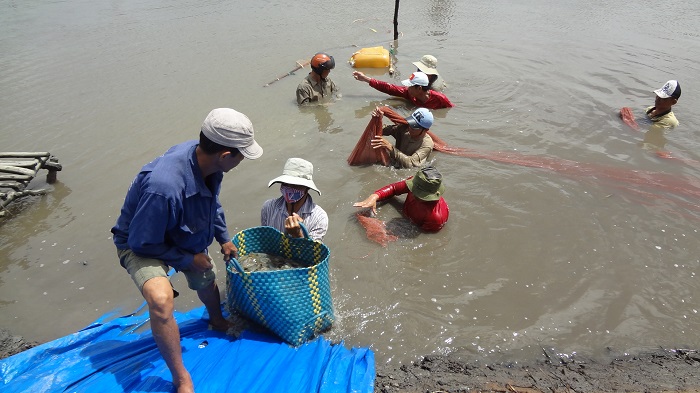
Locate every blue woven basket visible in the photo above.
<box><xmin>226</xmin><ymin>225</ymin><xmax>334</xmax><ymax>346</ymax></box>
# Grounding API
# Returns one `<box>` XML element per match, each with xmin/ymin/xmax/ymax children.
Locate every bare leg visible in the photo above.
<box><xmin>142</xmin><ymin>277</ymin><xmax>194</xmax><ymax>393</ymax></box>
<box><xmin>196</xmin><ymin>281</ymin><xmax>231</xmax><ymax>331</ymax></box>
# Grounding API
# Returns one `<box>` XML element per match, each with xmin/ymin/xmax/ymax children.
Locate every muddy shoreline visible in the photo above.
<box><xmin>0</xmin><ymin>329</ymin><xmax>39</xmax><ymax>360</ymax></box>
<box><xmin>3</xmin><ymin>328</ymin><xmax>699</xmax><ymax>392</ymax></box>
<box><xmin>374</xmin><ymin>348</ymin><xmax>700</xmax><ymax>393</ymax></box>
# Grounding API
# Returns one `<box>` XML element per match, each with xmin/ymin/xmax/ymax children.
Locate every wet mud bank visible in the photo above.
<box><xmin>0</xmin><ymin>329</ymin><xmax>38</xmax><ymax>360</ymax></box>
<box><xmin>375</xmin><ymin>348</ymin><xmax>700</xmax><ymax>393</ymax></box>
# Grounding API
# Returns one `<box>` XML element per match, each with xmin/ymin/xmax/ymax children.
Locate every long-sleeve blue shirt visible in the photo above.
<box><xmin>111</xmin><ymin>141</ymin><xmax>231</xmax><ymax>271</ymax></box>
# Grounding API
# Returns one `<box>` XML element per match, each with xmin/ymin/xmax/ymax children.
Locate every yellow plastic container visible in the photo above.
<box><xmin>350</xmin><ymin>46</ymin><xmax>390</xmax><ymax>68</ymax></box>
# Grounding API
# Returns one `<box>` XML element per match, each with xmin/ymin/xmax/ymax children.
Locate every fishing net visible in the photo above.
<box><xmin>352</xmin><ymin>105</ymin><xmax>700</xmax><ymax>240</ymax></box>
<box><xmin>347</xmin><ymin>111</ymin><xmax>390</xmax><ymax>166</ymax></box>
<box><xmin>620</xmin><ymin>107</ymin><xmax>639</xmax><ymax>131</ymax></box>
<box><xmin>379</xmin><ymin>106</ymin><xmax>472</xmax><ymax>157</ymax></box>
<box><xmin>347</xmin><ymin>105</ymin><xmax>473</xmax><ymax>165</ymax></box>
<box><xmin>378</xmin><ymin>106</ymin><xmax>472</xmax><ymax>155</ymax></box>
<box><xmin>356</xmin><ymin>211</ymin><xmax>397</xmax><ymax>247</ymax></box>
<box><xmin>348</xmin><ymin>107</ymin><xmax>403</xmax><ymax>245</ymax></box>
<box><xmin>620</xmin><ymin>107</ymin><xmax>700</xmax><ymax>163</ymax></box>
<box><xmin>349</xmin><ymin>107</ymin><xmax>484</xmax><ymax>245</ymax></box>
<box><xmin>426</xmin><ymin>130</ymin><xmax>472</xmax><ymax>156</ymax></box>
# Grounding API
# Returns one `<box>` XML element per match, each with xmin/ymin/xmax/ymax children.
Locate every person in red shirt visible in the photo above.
<box><xmin>353</xmin><ymin>166</ymin><xmax>449</xmax><ymax>232</ymax></box>
<box><xmin>352</xmin><ymin>71</ymin><xmax>454</xmax><ymax>110</ymax></box>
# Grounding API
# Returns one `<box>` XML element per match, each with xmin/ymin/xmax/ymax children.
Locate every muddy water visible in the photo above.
<box><xmin>1</xmin><ymin>0</ymin><xmax>699</xmax><ymax>366</ymax></box>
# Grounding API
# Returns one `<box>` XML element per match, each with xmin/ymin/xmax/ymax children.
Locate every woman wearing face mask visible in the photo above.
<box><xmin>261</xmin><ymin>158</ymin><xmax>328</xmax><ymax>241</ymax></box>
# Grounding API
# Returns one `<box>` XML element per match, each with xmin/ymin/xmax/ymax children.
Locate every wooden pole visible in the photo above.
<box><xmin>393</xmin><ymin>0</ymin><xmax>400</xmax><ymax>41</ymax></box>
<box><xmin>264</xmin><ymin>60</ymin><xmax>311</xmax><ymax>87</ymax></box>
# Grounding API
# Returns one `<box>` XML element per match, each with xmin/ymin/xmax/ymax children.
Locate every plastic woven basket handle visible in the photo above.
<box><xmin>228</xmin><ymin>257</ymin><xmax>247</xmax><ymax>276</ymax></box>
<box><xmin>298</xmin><ymin>222</ymin><xmax>310</xmax><ymax>239</ymax></box>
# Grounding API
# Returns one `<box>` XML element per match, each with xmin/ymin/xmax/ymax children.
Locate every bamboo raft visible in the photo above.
<box><xmin>0</xmin><ymin>152</ymin><xmax>62</xmax><ymax>217</ymax></box>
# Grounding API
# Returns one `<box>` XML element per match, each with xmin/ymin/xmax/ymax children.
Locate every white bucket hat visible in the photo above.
<box><xmin>412</xmin><ymin>55</ymin><xmax>439</xmax><ymax>76</ymax></box>
<box><xmin>268</xmin><ymin>158</ymin><xmax>321</xmax><ymax>195</ymax></box>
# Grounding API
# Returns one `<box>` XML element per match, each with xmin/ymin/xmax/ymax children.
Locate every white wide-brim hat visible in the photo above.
<box><xmin>267</xmin><ymin>157</ymin><xmax>321</xmax><ymax>195</ymax></box>
<box><xmin>412</xmin><ymin>55</ymin><xmax>439</xmax><ymax>76</ymax></box>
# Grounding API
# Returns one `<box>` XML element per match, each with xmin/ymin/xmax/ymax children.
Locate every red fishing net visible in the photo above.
<box><xmin>352</xmin><ymin>106</ymin><xmax>700</xmax><ymax>245</ymax></box>
<box><xmin>620</xmin><ymin>107</ymin><xmax>639</xmax><ymax>131</ymax></box>
<box><xmin>347</xmin><ymin>105</ymin><xmax>473</xmax><ymax>165</ymax></box>
<box><xmin>348</xmin><ymin>107</ymin><xmax>423</xmax><ymax>245</ymax></box>
<box><xmin>347</xmin><ymin>110</ymin><xmax>390</xmax><ymax>166</ymax></box>
<box><xmin>355</xmin><ymin>212</ymin><xmax>398</xmax><ymax>247</ymax></box>
<box><xmin>619</xmin><ymin>107</ymin><xmax>700</xmax><ymax>165</ymax></box>
<box><xmin>379</xmin><ymin>106</ymin><xmax>471</xmax><ymax>157</ymax></box>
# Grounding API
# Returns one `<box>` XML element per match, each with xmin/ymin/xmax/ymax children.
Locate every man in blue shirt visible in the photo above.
<box><xmin>111</xmin><ymin>108</ymin><xmax>263</xmax><ymax>393</ymax></box>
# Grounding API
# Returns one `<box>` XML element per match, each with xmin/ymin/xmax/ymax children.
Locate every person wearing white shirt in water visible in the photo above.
<box><xmin>261</xmin><ymin>158</ymin><xmax>328</xmax><ymax>241</ymax></box>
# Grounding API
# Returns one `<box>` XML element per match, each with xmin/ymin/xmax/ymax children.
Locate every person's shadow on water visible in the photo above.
<box><xmin>638</xmin><ymin>123</ymin><xmax>669</xmax><ymax>153</ymax></box>
<box><xmin>298</xmin><ymin>103</ymin><xmax>343</xmax><ymax>134</ymax></box>
<box><xmin>383</xmin><ymin>198</ymin><xmax>421</xmax><ymax>240</ymax></box>
<box><xmin>385</xmin><ymin>216</ymin><xmax>421</xmax><ymax>240</ymax></box>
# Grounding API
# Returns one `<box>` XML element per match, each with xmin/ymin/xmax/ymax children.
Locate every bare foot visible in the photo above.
<box><xmin>209</xmin><ymin>317</ymin><xmax>234</xmax><ymax>332</ymax></box>
<box><xmin>174</xmin><ymin>373</ymin><xmax>194</xmax><ymax>393</ymax></box>
<box><xmin>176</xmin><ymin>383</ymin><xmax>194</xmax><ymax>393</ymax></box>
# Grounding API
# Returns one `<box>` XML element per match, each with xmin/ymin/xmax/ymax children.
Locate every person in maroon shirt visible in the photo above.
<box><xmin>353</xmin><ymin>166</ymin><xmax>449</xmax><ymax>232</ymax></box>
<box><xmin>352</xmin><ymin>70</ymin><xmax>454</xmax><ymax>110</ymax></box>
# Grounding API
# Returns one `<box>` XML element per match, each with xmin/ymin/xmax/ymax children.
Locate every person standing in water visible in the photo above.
<box><xmin>261</xmin><ymin>158</ymin><xmax>328</xmax><ymax>241</ymax></box>
<box><xmin>369</xmin><ymin>107</ymin><xmax>435</xmax><ymax>169</ymax></box>
<box><xmin>296</xmin><ymin>52</ymin><xmax>340</xmax><ymax>105</ymax></box>
<box><xmin>646</xmin><ymin>80</ymin><xmax>681</xmax><ymax>128</ymax></box>
<box><xmin>639</xmin><ymin>80</ymin><xmax>682</xmax><ymax>154</ymax></box>
<box><xmin>413</xmin><ymin>54</ymin><xmax>447</xmax><ymax>92</ymax></box>
<box><xmin>352</xmin><ymin>70</ymin><xmax>454</xmax><ymax>109</ymax></box>
<box><xmin>354</xmin><ymin>166</ymin><xmax>449</xmax><ymax>232</ymax></box>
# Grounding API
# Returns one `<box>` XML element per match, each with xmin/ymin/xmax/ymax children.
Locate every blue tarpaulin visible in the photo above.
<box><xmin>0</xmin><ymin>305</ymin><xmax>375</xmax><ymax>392</ymax></box>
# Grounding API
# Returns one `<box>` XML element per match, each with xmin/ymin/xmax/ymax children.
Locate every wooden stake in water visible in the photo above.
<box><xmin>393</xmin><ymin>0</ymin><xmax>400</xmax><ymax>41</ymax></box>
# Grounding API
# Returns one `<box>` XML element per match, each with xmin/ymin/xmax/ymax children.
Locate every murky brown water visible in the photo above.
<box><xmin>2</xmin><ymin>0</ymin><xmax>700</xmax><ymax>366</ymax></box>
